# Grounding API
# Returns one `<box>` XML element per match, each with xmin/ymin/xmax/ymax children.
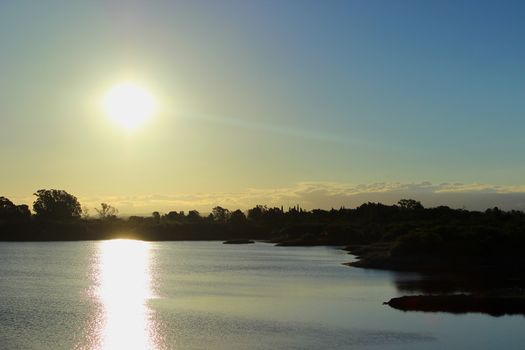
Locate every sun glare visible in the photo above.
<box><xmin>103</xmin><ymin>82</ymin><xmax>157</xmax><ymax>131</ymax></box>
<box><xmin>85</xmin><ymin>239</ymin><xmax>163</xmax><ymax>350</ymax></box>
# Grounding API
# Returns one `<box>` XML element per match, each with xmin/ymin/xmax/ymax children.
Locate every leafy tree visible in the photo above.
<box><xmin>187</xmin><ymin>210</ymin><xmax>201</xmax><ymax>221</ymax></box>
<box><xmin>152</xmin><ymin>211</ymin><xmax>161</xmax><ymax>224</ymax></box>
<box><xmin>212</xmin><ymin>206</ymin><xmax>230</xmax><ymax>222</ymax></box>
<box><xmin>0</xmin><ymin>197</ymin><xmax>16</xmax><ymax>217</ymax></box>
<box><xmin>95</xmin><ymin>203</ymin><xmax>118</xmax><ymax>220</ymax></box>
<box><xmin>33</xmin><ymin>189</ymin><xmax>82</xmax><ymax>220</ymax></box>
<box><xmin>229</xmin><ymin>209</ymin><xmax>247</xmax><ymax>224</ymax></box>
<box><xmin>398</xmin><ymin>199</ymin><xmax>424</xmax><ymax>211</ymax></box>
<box><xmin>16</xmin><ymin>205</ymin><xmax>31</xmax><ymax>219</ymax></box>
<box><xmin>247</xmin><ymin>205</ymin><xmax>267</xmax><ymax>221</ymax></box>
<box><xmin>0</xmin><ymin>197</ymin><xmax>30</xmax><ymax>221</ymax></box>
<box><xmin>164</xmin><ymin>211</ymin><xmax>185</xmax><ymax>221</ymax></box>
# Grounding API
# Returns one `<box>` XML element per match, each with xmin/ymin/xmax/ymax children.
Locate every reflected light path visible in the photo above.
<box><xmin>83</xmin><ymin>239</ymin><xmax>164</xmax><ymax>350</ymax></box>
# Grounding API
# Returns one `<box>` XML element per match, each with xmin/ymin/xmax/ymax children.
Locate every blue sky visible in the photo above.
<box><xmin>0</xmin><ymin>1</ymin><xmax>524</xmax><ymax>212</ymax></box>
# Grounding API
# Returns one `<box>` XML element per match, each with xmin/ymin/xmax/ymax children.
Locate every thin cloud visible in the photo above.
<box><xmin>82</xmin><ymin>182</ymin><xmax>525</xmax><ymax>214</ymax></box>
<box><xmin>9</xmin><ymin>182</ymin><xmax>525</xmax><ymax>215</ymax></box>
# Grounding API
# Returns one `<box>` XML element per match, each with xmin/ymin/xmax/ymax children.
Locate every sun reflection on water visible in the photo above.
<box><xmin>82</xmin><ymin>239</ymin><xmax>164</xmax><ymax>350</ymax></box>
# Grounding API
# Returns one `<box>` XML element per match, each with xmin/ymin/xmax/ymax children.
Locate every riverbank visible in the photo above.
<box><xmin>336</xmin><ymin>242</ymin><xmax>525</xmax><ymax>316</ymax></box>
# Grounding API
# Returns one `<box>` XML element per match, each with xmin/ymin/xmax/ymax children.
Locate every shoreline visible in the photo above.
<box><xmin>384</xmin><ymin>293</ymin><xmax>525</xmax><ymax>317</ymax></box>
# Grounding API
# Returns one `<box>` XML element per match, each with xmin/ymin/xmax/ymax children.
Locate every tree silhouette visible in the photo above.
<box><xmin>187</xmin><ymin>210</ymin><xmax>201</xmax><ymax>221</ymax></box>
<box><xmin>16</xmin><ymin>204</ymin><xmax>30</xmax><ymax>219</ymax></box>
<box><xmin>247</xmin><ymin>205</ymin><xmax>267</xmax><ymax>221</ymax></box>
<box><xmin>0</xmin><ymin>197</ymin><xmax>16</xmax><ymax>218</ymax></box>
<box><xmin>152</xmin><ymin>211</ymin><xmax>161</xmax><ymax>224</ymax></box>
<box><xmin>212</xmin><ymin>206</ymin><xmax>230</xmax><ymax>222</ymax></box>
<box><xmin>81</xmin><ymin>205</ymin><xmax>91</xmax><ymax>220</ymax></box>
<box><xmin>95</xmin><ymin>203</ymin><xmax>118</xmax><ymax>220</ymax></box>
<box><xmin>0</xmin><ymin>197</ymin><xmax>30</xmax><ymax>221</ymax></box>
<box><xmin>33</xmin><ymin>189</ymin><xmax>82</xmax><ymax>220</ymax></box>
<box><xmin>164</xmin><ymin>211</ymin><xmax>185</xmax><ymax>222</ymax></box>
<box><xmin>398</xmin><ymin>199</ymin><xmax>424</xmax><ymax>211</ymax></box>
<box><xmin>229</xmin><ymin>209</ymin><xmax>247</xmax><ymax>224</ymax></box>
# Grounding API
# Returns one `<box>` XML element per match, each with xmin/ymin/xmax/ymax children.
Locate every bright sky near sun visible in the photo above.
<box><xmin>0</xmin><ymin>0</ymin><xmax>524</xmax><ymax>213</ymax></box>
<box><xmin>103</xmin><ymin>82</ymin><xmax>157</xmax><ymax>131</ymax></box>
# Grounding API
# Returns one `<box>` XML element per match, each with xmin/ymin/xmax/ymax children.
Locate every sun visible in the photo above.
<box><xmin>103</xmin><ymin>82</ymin><xmax>157</xmax><ymax>131</ymax></box>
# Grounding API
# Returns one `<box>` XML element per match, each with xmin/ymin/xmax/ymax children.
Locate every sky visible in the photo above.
<box><xmin>1</xmin><ymin>0</ymin><xmax>524</xmax><ymax>213</ymax></box>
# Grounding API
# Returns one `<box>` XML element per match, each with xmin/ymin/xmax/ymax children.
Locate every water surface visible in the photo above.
<box><xmin>0</xmin><ymin>241</ymin><xmax>523</xmax><ymax>349</ymax></box>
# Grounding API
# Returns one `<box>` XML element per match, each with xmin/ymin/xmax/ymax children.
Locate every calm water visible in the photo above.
<box><xmin>0</xmin><ymin>241</ymin><xmax>523</xmax><ymax>349</ymax></box>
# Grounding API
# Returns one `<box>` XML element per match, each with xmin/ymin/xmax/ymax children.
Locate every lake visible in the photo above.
<box><xmin>0</xmin><ymin>240</ymin><xmax>523</xmax><ymax>349</ymax></box>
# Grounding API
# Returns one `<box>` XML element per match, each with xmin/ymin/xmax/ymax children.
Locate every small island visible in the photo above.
<box><xmin>223</xmin><ymin>239</ymin><xmax>255</xmax><ymax>244</ymax></box>
<box><xmin>384</xmin><ymin>292</ymin><xmax>525</xmax><ymax>317</ymax></box>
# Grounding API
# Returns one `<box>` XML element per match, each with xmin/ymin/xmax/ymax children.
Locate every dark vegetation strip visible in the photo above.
<box><xmin>1</xmin><ymin>190</ymin><xmax>525</xmax><ymax>277</ymax></box>
<box><xmin>385</xmin><ymin>294</ymin><xmax>525</xmax><ymax>317</ymax></box>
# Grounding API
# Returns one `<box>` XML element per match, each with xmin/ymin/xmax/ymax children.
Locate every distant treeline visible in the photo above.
<box><xmin>2</xmin><ymin>189</ymin><xmax>525</xmax><ymax>271</ymax></box>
